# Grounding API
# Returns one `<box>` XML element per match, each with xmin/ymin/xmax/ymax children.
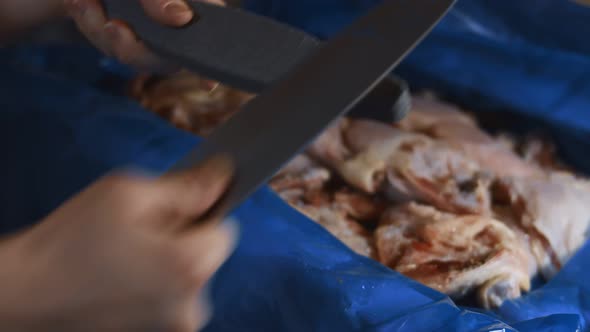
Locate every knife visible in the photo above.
<box><xmin>108</xmin><ymin>0</ymin><xmax>455</xmax><ymax>217</ymax></box>
<box><xmin>104</xmin><ymin>0</ymin><xmax>412</xmax><ymax>122</ymax></box>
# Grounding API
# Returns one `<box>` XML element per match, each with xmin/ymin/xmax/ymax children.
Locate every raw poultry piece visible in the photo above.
<box><xmin>129</xmin><ymin>72</ymin><xmax>590</xmax><ymax>309</ymax></box>
<box><xmin>375</xmin><ymin>202</ymin><xmax>532</xmax><ymax>309</ymax></box>
<box><xmin>270</xmin><ymin>154</ymin><xmax>332</xmax><ymax>204</ymax></box>
<box><xmin>397</xmin><ymin>95</ymin><xmax>543</xmax><ymax>178</ymax></box>
<box><xmin>333</xmin><ymin>189</ymin><xmax>387</xmax><ymax>223</ymax></box>
<box><xmin>518</xmin><ymin>135</ymin><xmax>572</xmax><ymax>172</ymax></box>
<box><xmin>270</xmin><ymin>155</ymin><xmax>384</xmax><ymax>259</ymax></box>
<box><xmin>293</xmin><ymin>204</ymin><xmax>376</xmax><ymax>258</ymax></box>
<box><xmin>493</xmin><ymin>172</ymin><xmax>590</xmax><ymax>279</ymax></box>
<box><xmin>129</xmin><ymin>71</ymin><xmax>252</xmax><ymax>136</ymax></box>
<box><xmin>309</xmin><ymin>118</ymin><xmax>493</xmax><ymax>215</ymax></box>
<box><xmin>270</xmin><ymin>155</ymin><xmax>387</xmax><ymax>224</ymax></box>
<box><xmin>306</xmin><ymin>118</ymin><xmax>353</xmax><ymax>168</ymax></box>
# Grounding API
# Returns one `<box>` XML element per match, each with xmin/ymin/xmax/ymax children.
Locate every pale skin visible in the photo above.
<box><xmin>0</xmin><ymin>1</ymin><xmax>237</xmax><ymax>331</ymax></box>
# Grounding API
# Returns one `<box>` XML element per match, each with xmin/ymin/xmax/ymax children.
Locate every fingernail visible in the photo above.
<box><xmin>103</xmin><ymin>22</ymin><xmax>120</xmax><ymax>43</ymax></box>
<box><xmin>163</xmin><ymin>0</ymin><xmax>193</xmax><ymax>22</ymax></box>
<box><xmin>64</xmin><ymin>0</ymin><xmax>86</xmax><ymax>17</ymax></box>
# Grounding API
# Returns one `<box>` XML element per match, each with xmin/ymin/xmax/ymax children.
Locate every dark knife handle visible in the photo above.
<box><xmin>103</xmin><ymin>0</ymin><xmax>411</xmax><ymax>122</ymax></box>
<box><xmin>103</xmin><ymin>0</ymin><xmax>320</xmax><ymax>93</ymax></box>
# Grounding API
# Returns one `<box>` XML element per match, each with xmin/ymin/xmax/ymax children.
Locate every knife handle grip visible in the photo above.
<box><xmin>102</xmin><ymin>0</ymin><xmax>411</xmax><ymax>123</ymax></box>
<box><xmin>102</xmin><ymin>0</ymin><xmax>320</xmax><ymax>93</ymax></box>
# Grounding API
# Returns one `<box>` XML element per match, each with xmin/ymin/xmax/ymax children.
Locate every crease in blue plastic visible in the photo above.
<box><xmin>1</xmin><ymin>0</ymin><xmax>590</xmax><ymax>331</ymax></box>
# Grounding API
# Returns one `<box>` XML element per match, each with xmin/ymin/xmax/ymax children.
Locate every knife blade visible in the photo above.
<box><xmin>103</xmin><ymin>0</ymin><xmax>412</xmax><ymax>122</ymax></box>
<box><xmin>165</xmin><ymin>0</ymin><xmax>456</xmax><ymax>217</ymax></box>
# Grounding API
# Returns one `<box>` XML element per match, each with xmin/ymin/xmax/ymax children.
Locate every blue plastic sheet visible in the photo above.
<box><xmin>1</xmin><ymin>1</ymin><xmax>590</xmax><ymax>331</ymax></box>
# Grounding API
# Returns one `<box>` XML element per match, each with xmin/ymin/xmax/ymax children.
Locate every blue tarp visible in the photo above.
<box><xmin>1</xmin><ymin>1</ymin><xmax>589</xmax><ymax>331</ymax></box>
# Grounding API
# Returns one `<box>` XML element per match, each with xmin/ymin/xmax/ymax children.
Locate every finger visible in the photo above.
<box><xmin>139</xmin><ymin>0</ymin><xmax>226</xmax><ymax>27</ymax></box>
<box><xmin>179</xmin><ymin>218</ymin><xmax>239</xmax><ymax>288</ymax></box>
<box><xmin>166</xmin><ymin>294</ymin><xmax>211</xmax><ymax>332</ymax></box>
<box><xmin>103</xmin><ymin>20</ymin><xmax>179</xmax><ymax>72</ymax></box>
<box><xmin>156</xmin><ymin>155</ymin><xmax>235</xmax><ymax>221</ymax></box>
<box><xmin>194</xmin><ymin>297</ymin><xmax>212</xmax><ymax>332</ymax></box>
<box><xmin>204</xmin><ymin>0</ymin><xmax>227</xmax><ymax>6</ymax></box>
<box><xmin>64</xmin><ymin>0</ymin><xmax>112</xmax><ymax>55</ymax></box>
<box><xmin>139</xmin><ymin>0</ymin><xmax>194</xmax><ymax>27</ymax></box>
<box><xmin>65</xmin><ymin>0</ymin><xmax>178</xmax><ymax>73</ymax></box>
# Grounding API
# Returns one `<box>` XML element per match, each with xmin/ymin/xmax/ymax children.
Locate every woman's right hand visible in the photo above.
<box><xmin>0</xmin><ymin>155</ymin><xmax>238</xmax><ymax>332</ymax></box>
<box><xmin>64</xmin><ymin>0</ymin><xmax>225</xmax><ymax>72</ymax></box>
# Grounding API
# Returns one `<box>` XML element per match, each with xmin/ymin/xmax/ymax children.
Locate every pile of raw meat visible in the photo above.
<box><xmin>130</xmin><ymin>72</ymin><xmax>590</xmax><ymax>309</ymax></box>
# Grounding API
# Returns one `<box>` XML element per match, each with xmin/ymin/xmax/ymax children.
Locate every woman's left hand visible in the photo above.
<box><xmin>64</xmin><ymin>0</ymin><xmax>225</xmax><ymax>72</ymax></box>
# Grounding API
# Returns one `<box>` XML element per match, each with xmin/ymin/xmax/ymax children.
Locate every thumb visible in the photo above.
<box><xmin>139</xmin><ymin>0</ymin><xmax>194</xmax><ymax>27</ymax></box>
<box><xmin>139</xmin><ymin>0</ymin><xmax>226</xmax><ymax>27</ymax></box>
<box><xmin>156</xmin><ymin>154</ymin><xmax>235</xmax><ymax>222</ymax></box>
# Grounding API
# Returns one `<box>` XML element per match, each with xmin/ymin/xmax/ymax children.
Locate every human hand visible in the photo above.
<box><xmin>64</xmin><ymin>0</ymin><xmax>225</xmax><ymax>72</ymax></box>
<box><xmin>0</xmin><ymin>155</ymin><xmax>237</xmax><ymax>332</ymax></box>
<box><xmin>0</xmin><ymin>0</ymin><xmax>63</xmax><ymax>39</ymax></box>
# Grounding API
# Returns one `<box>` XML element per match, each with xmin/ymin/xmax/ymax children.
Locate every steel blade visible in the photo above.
<box><xmin>169</xmin><ymin>0</ymin><xmax>456</xmax><ymax>217</ymax></box>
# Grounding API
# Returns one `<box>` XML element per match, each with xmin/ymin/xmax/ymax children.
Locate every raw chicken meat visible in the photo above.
<box><xmin>270</xmin><ymin>155</ymin><xmax>386</xmax><ymax>224</ymax></box>
<box><xmin>493</xmin><ymin>173</ymin><xmax>590</xmax><ymax>279</ymax></box>
<box><xmin>398</xmin><ymin>96</ymin><xmax>543</xmax><ymax>178</ymax></box>
<box><xmin>294</xmin><ymin>204</ymin><xmax>375</xmax><ymax>258</ymax></box>
<box><xmin>375</xmin><ymin>202</ymin><xmax>531</xmax><ymax>309</ymax></box>
<box><xmin>383</xmin><ymin>138</ymin><xmax>493</xmax><ymax>215</ymax></box>
<box><xmin>337</xmin><ymin>118</ymin><xmax>430</xmax><ymax>194</ymax></box>
<box><xmin>518</xmin><ymin>136</ymin><xmax>572</xmax><ymax>172</ymax></box>
<box><xmin>306</xmin><ymin>118</ymin><xmax>352</xmax><ymax>168</ymax></box>
<box><xmin>129</xmin><ymin>71</ymin><xmax>252</xmax><ymax>136</ymax></box>
<box><xmin>129</xmin><ymin>72</ymin><xmax>590</xmax><ymax>309</ymax></box>
<box><xmin>270</xmin><ymin>154</ymin><xmax>332</xmax><ymax>204</ymax></box>
<box><xmin>309</xmin><ymin>118</ymin><xmax>493</xmax><ymax>214</ymax></box>
<box><xmin>333</xmin><ymin>189</ymin><xmax>387</xmax><ymax>223</ymax></box>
